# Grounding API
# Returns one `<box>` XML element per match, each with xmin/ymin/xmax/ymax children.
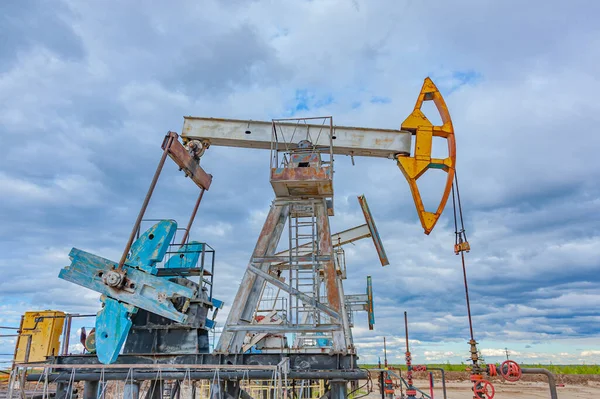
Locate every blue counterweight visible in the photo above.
<box><xmin>58</xmin><ymin>220</ymin><xmax>221</xmax><ymax>364</ymax></box>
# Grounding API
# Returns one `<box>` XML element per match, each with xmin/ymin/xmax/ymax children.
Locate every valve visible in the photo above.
<box><xmin>500</xmin><ymin>360</ymin><xmax>522</xmax><ymax>382</ymax></box>
<box><xmin>473</xmin><ymin>379</ymin><xmax>495</xmax><ymax>399</ymax></box>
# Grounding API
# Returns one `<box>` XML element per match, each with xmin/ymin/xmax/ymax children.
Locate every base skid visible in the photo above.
<box><xmin>28</xmin><ymin>353</ymin><xmax>365</xmax><ymax>381</ymax></box>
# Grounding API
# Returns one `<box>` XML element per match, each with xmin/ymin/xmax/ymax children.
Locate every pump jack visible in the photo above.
<box><xmin>47</xmin><ymin>77</ymin><xmax>458</xmax><ymax>399</ymax></box>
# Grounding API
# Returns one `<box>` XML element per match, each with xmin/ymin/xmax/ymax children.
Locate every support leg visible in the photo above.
<box><xmin>123</xmin><ymin>381</ymin><xmax>140</xmax><ymax>399</ymax></box>
<box><xmin>83</xmin><ymin>381</ymin><xmax>99</xmax><ymax>399</ymax></box>
<box><xmin>146</xmin><ymin>380</ymin><xmax>164</xmax><ymax>399</ymax></box>
<box><xmin>217</xmin><ymin>204</ymin><xmax>289</xmax><ymax>353</ymax></box>
<box><xmin>329</xmin><ymin>380</ymin><xmax>347</xmax><ymax>399</ymax></box>
<box><xmin>316</xmin><ymin>202</ymin><xmax>347</xmax><ymax>352</ymax></box>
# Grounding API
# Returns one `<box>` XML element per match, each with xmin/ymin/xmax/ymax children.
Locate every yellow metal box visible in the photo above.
<box><xmin>14</xmin><ymin>310</ymin><xmax>65</xmax><ymax>363</ymax></box>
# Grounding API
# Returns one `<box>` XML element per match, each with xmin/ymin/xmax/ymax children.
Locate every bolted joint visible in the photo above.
<box><xmin>102</xmin><ymin>270</ymin><xmax>126</xmax><ymax>288</ymax></box>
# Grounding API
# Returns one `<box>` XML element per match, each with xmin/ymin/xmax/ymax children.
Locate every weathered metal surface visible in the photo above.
<box><xmin>289</xmin><ymin>152</ymin><xmax>321</xmax><ymax>165</ymax></box>
<box><xmin>336</xmin><ymin>271</ymin><xmax>353</xmax><ymax>349</ymax></box>
<box><xmin>14</xmin><ymin>311</ymin><xmax>64</xmax><ymax>363</ymax></box>
<box><xmin>252</xmin><ymin>255</ymin><xmax>331</xmax><ymax>263</ymax></box>
<box><xmin>83</xmin><ymin>381</ymin><xmax>99</xmax><ymax>399</ymax></box>
<box><xmin>117</xmin><ymin>135</ymin><xmax>174</xmax><ymax>269</ymax></box>
<box><xmin>164</xmin><ymin>241</ymin><xmax>204</xmax><ymax>269</ymax></box>
<box><xmin>397</xmin><ymin>77</ymin><xmax>456</xmax><ymax>234</ymax></box>
<box><xmin>216</xmin><ymin>204</ymin><xmax>289</xmax><ymax>353</ymax></box>
<box><xmin>50</xmin><ymin>352</ymin><xmax>361</xmax><ymax>370</ymax></box>
<box><xmin>247</xmin><ymin>265</ymin><xmax>339</xmax><ymax>319</ymax></box>
<box><xmin>357</xmin><ymin>195</ymin><xmax>389</xmax><ymax>266</ymax></box>
<box><xmin>226</xmin><ymin>324</ymin><xmax>341</xmax><ymax>332</ymax></box>
<box><xmin>367</xmin><ymin>275</ymin><xmax>375</xmax><ymax>330</ymax></box>
<box><xmin>179</xmin><ymin>188</ymin><xmax>205</xmax><ymax>245</ymax></box>
<box><xmin>128</xmin><ymin>220</ymin><xmax>177</xmax><ymax>274</ymax></box>
<box><xmin>275</xmin><ymin>224</ymin><xmax>370</xmax><ymax>261</ymax></box>
<box><xmin>182</xmin><ymin>117</ymin><xmax>411</xmax><ymax>158</ymax></box>
<box><xmin>343</xmin><ymin>276</ymin><xmax>374</xmax><ymax>331</ymax></box>
<box><xmin>59</xmin><ymin>248</ymin><xmax>195</xmax><ymax>323</ymax></box>
<box><xmin>29</xmin><ymin>370</ymin><xmax>367</xmax><ymax>382</ymax></box>
<box><xmin>344</xmin><ymin>294</ymin><xmax>368</xmax><ymax>302</ymax></box>
<box><xmin>270</xmin><ymin>166</ymin><xmax>333</xmax><ymax>198</ymax></box>
<box><xmin>315</xmin><ymin>202</ymin><xmax>347</xmax><ymax>353</ymax></box>
<box><xmin>95</xmin><ymin>297</ymin><xmax>136</xmax><ymax>364</ymax></box>
<box><xmin>162</xmin><ymin>131</ymin><xmax>213</xmax><ymax>190</ymax></box>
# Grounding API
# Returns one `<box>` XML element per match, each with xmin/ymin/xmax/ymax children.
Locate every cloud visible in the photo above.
<box><xmin>0</xmin><ymin>0</ymin><xmax>599</xmax><ymax>364</ymax></box>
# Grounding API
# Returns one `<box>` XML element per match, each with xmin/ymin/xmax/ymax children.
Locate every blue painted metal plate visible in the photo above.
<box><xmin>164</xmin><ymin>241</ymin><xmax>203</xmax><ymax>269</ymax></box>
<box><xmin>59</xmin><ymin>248</ymin><xmax>196</xmax><ymax>323</ymax></box>
<box><xmin>367</xmin><ymin>275</ymin><xmax>375</xmax><ymax>330</ymax></box>
<box><xmin>95</xmin><ymin>297</ymin><xmax>137</xmax><ymax>364</ymax></box>
<box><xmin>128</xmin><ymin>220</ymin><xmax>177</xmax><ymax>274</ymax></box>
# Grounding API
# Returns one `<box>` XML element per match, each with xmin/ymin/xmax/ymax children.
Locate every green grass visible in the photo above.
<box><xmin>359</xmin><ymin>364</ymin><xmax>600</xmax><ymax>375</ymax></box>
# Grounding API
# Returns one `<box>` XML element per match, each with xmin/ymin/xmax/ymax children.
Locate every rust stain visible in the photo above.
<box><xmin>270</xmin><ymin>166</ymin><xmax>332</xmax><ymax>182</ymax></box>
<box><xmin>163</xmin><ymin>132</ymin><xmax>213</xmax><ymax>190</ymax></box>
<box><xmin>317</xmin><ymin>204</ymin><xmax>341</xmax><ymax>312</ymax></box>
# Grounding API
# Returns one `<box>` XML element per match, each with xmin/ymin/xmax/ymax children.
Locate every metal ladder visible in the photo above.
<box><xmin>288</xmin><ymin>202</ymin><xmax>332</xmax><ymax>349</ymax></box>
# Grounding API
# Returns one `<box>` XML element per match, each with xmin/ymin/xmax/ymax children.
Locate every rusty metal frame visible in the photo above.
<box><xmin>117</xmin><ymin>132</ymin><xmax>212</xmax><ymax>269</ymax></box>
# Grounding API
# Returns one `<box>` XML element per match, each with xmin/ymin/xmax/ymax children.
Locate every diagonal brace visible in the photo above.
<box><xmin>248</xmin><ymin>265</ymin><xmax>339</xmax><ymax>320</ymax></box>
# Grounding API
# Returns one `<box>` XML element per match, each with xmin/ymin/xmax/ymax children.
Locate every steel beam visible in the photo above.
<box><xmin>316</xmin><ymin>201</ymin><xmax>348</xmax><ymax>353</ymax></box>
<box><xmin>275</xmin><ymin>224</ymin><xmax>370</xmax><ymax>260</ymax></box>
<box><xmin>226</xmin><ymin>324</ymin><xmax>340</xmax><ymax>332</ymax></box>
<box><xmin>28</xmin><ymin>370</ymin><xmax>367</xmax><ymax>382</ymax></box>
<box><xmin>50</xmin><ymin>353</ymin><xmax>360</xmax><ymax>370</ymax></box>
<box><xmin>358</xmin><ymin>195</ymin><xmax>389</xmax><ymax>266</ymax></box>
<box><xmin>216</xmin><ymin>204</ymin><xmax>289</xmax><ymax>353</ymax></box>
<box><xmin>247</xmin><ymin>265</ymin><xmax>339</xmax><ymax>319</ymax></box>
<box><xmin>182</xmin><ymin>117</ymin><xmax>411</xmax><ymax>158</ymax></box>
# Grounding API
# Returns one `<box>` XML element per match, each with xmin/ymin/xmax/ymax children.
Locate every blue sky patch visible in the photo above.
<box><xmin>370</xmin><ymin>96</ymin><xmax>392</xmax><ymax>104</ymax></box>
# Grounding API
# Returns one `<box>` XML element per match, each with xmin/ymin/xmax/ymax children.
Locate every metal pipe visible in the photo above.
<box><xmin>460</xmin><ymin>252</ymin><xmax>475</xmax><ymax>341</ymax></box>
<box><xmin>383</xmin><ymin>337</ymin><xmax>387</xmax><ymax>368</ymax></box>
<box><xmin>179</xmin><ymin>188</ymin><xmax>205</xmax><ymax>246</ymax></box>
<box><xmin>426</xmin><ymin>368</ymin><xmax>447</xmax><ymax>399</ymax></box>
<box><xmin>118</xmin><ymin>134</ymin><xmax>174</xmax><ymax>269</ymax></box>
<box><xmin>521</xmin><ymin>368</ymin><xmax>558</xmax><ymax>399</ymax></box>
<box><xmin>61</xmin><ymin>314</ymin><xmax>72</xmax><ymax>356</ymax></box>
<box><xmin>404</xmin><ymin>311</ymin><xmax>409</xmax><ymax>352</ymax></box>
<box><xmin>429</xmin><ymin>372</ymin><xmax>434</xmax><ymax>399</ymax></box>
<box><xmin>27</xmin><ymin>370</ymin><xmax>367</xmax><ymax>382</ymax></box>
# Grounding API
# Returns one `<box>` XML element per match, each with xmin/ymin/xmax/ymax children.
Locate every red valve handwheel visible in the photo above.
<box><xmin>473</xmin><ymin>380</ymin><xmax>495</xmax><ymax>399</ymax></box>
<box><xmin>500</xmin><ymin>360</ymin><xmax>522</xmax><ymax>382</ymax></box>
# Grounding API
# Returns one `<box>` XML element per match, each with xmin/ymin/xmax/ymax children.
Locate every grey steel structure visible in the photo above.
<box><xmin>213</xmin><ymin>118</ymin><xmax>381</xmax><ymax>359</ymax></box>
<box><xmin>12</xmin><ymin>115</ymin><xmax>403</xmax><ymax>399</ymax></box>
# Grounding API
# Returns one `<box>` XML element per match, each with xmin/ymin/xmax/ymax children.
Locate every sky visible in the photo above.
<box><xmin>1</xmin><ymin>0</ymin><xmax>600</xmax><ymax>367</ymax></box>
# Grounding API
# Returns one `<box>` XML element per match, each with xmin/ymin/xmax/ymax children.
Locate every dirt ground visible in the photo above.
<box><xmin>363</xmin><ymin>377</ymin><xmax>600</xmax><ymax>399</ymax></box>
